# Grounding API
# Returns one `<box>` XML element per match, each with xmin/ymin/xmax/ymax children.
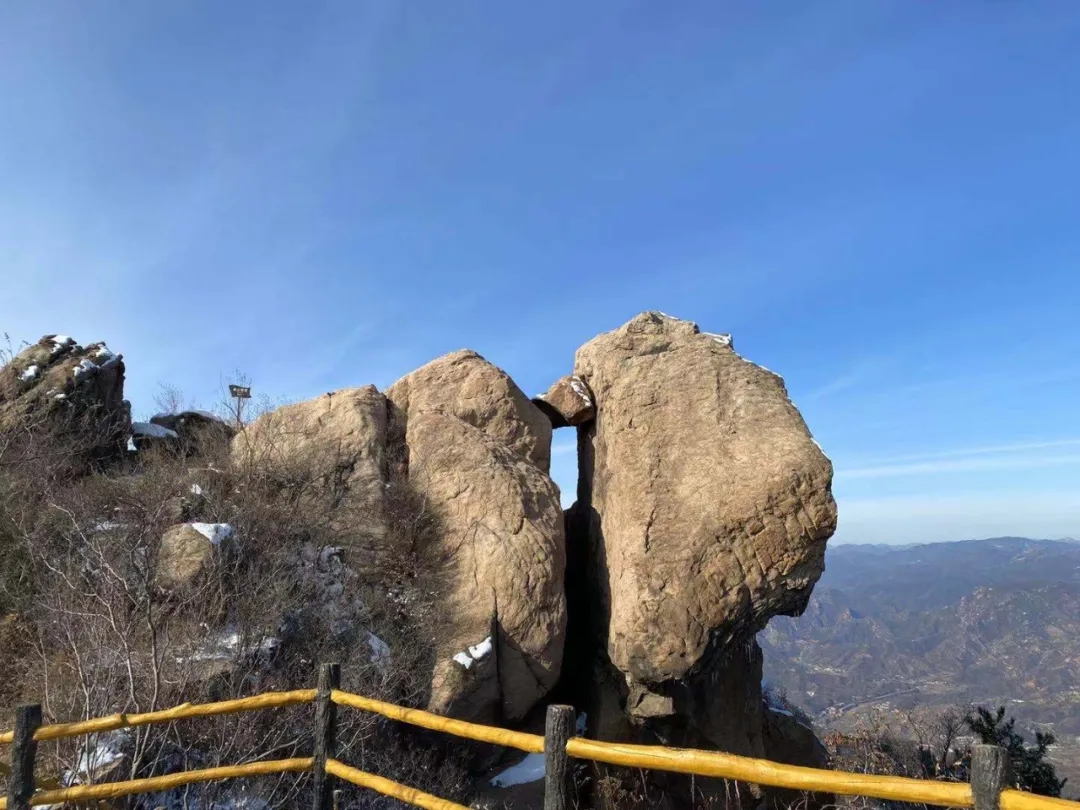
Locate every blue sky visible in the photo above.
<box><xmin>2</xmin><ymin>1</ymin><xmax>1078</xmax><ymax>544</ymax></box>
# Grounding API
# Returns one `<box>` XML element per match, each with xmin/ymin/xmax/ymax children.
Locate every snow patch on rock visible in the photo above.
<box><xmin>568</xmin><ymin>376</ymin><xmax>592</xmax><ymax>406</ymax></box>
<box><xmin>132</xmin><ymin>422</ymin><xmax>180</xmax><ymax>439</ymax></box>
<box><xmin>453</xmin><ymin>636</ymin><xmax>493</xmax><ymax>670</ymax></box>
<box><xmin>189</xmin><ymin>523</ymin><xmax>233</xmax><ymax>545</ymax></box>
<box><xmin>72</xmin><ymin>358</ymin><xmax>97</xmax><ymax>381</ymax></box>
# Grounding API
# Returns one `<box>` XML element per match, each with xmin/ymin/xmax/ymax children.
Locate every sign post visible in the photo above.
<box><xmin>229</xmin><ymin>384</ymin><xmax>252</xmax><ymax>428</ymax></box>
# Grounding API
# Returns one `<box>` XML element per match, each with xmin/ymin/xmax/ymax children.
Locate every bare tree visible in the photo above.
<box><xmin>153</xmin><ymin>383</ymin><xmax>190</xmax><ymax>417</ymax></box>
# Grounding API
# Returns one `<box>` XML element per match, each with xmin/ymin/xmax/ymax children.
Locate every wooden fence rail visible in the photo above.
<box><xmin>2</xmin><ymin>663</ymin><xmax>1077</xmax><ymax>810</ymax></box>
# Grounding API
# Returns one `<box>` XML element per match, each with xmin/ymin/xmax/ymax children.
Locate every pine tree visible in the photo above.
<box><xmin>965</xmin><ymin>706</ymin><xmax>1067</xmax><ymax>798</ymax></box>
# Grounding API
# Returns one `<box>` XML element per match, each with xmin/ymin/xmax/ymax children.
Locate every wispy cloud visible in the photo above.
<box><xmin>841</xmin><ymin>452</ymin><xmax>1080</xmax><ymax>479</ymax></box>
<box><xmin>551</xmin><ymin>437</ymin><xmax>578</xmax><ymax>456</ymax></box>
<box><xmin>839</xmin><ymin>438</ymin><xmax>1080</xmax><ymax>476</ymax></box>
<box><xmin>802</xmin><ymin>371</ymin><xmax>866</xmax><ymax>401</ymax></box>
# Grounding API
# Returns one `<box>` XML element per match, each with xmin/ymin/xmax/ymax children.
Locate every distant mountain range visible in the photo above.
<box><xmin>759</xmin><ymin>537</ymin><xmax>1080</xmax><ymax>787</ymax></box>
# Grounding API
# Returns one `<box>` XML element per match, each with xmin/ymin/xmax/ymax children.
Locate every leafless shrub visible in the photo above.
<box><xmin>0</xmin><ymin>380</ymin><xmax>467</xmax><ymax>807</ymax></box>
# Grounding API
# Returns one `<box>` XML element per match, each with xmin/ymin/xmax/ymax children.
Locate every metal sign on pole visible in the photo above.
<box><xmin>229</xmin><ymin>384</ymin><xmax>252</xmax><ymax>426</ymax></box>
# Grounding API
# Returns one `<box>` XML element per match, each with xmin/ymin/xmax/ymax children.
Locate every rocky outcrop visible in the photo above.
<box><xmin>231</xmin><ymin>386</ymin><xmax>391</xmax><ymax>551</ymax></box>
<box><xmin>146</xmin><ymin>410</ymin><xmax>235</xmax><ymax>456</ymax></box>
<box><xmin>387</xmin><ymin>353</ymin><xmax>566</xmax><ymax>723</ymax></box>
<box><xmin>572</xmin><ymin>311</ymin><xmax>835</xmax><ymax>678</ymax></box>
<box><xmin>0</xmin><ymin>335</ymin><xmax>130</xmax><ymax>463</ymax></box>
<box><xmin>3</xmin><ymin>315</ymin><xmax>837</xmax><ymax>808</ymax></box>
<box><xmin>562</xmin><ymin>311</ymin><xmax>836</xmax><ymax>805</ymax></box>
<box><xmin>387</xmin><ymin>349</ymin><xmax>553</xmax><ymax>472</ymax></box>
<box><xmin>533</xmin><ymin>375</ymin><xmax>595</xmax><ymax>428</ymax></box>
<box><xmin>229</xmin><ymin>354</ymin><xmax>567</xmax><ymax>724</ymax></box>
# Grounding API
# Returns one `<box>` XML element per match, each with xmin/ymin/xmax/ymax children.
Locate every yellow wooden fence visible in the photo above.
<box><xmin>1</xmin><ymin>673</ymin><xmax>1076</xmax><ymax>810</ymax></box>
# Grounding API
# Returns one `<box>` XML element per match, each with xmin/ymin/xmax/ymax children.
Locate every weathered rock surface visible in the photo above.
<box><xmin>762</xmin><ymin>706</ymin><xmax>834</xmax><ymax>809</ymax></box>
<box><xmin>564</xmin><ymin>311</ymin><xmax>836</xmax><ymax>805</ymax></box>
<box><xmin>229</xmin><ymin>354</ymin><xmax>567</xmax><ymax>724</ymax></box>
<box><xmin>0</xmin><ymin>335</ymin><xmax>129</xmax><ymax>462</ymax></box>
<box><xmin>387</xmin><ymin>354</ymin><xmax>566</xmax><ymax>723</ymax></box>
<box><xmin>156</xmin><ymin>523</ymin><xmax>233</xmax><ymax>592</ymax></box>
<box><xmin>387</xmin><ymin>349</ymin><xmax>552</xmax><ymax>472</ymax></box>
<box><xmin>573</xmin><ymin>311</ymin><xmax>836</xmax><ymax>686</ymax></box>
<box><xmin>533</xmin><ymin>375</ymin><xmax>595</xmax><ymax>428</ymax></box>
<box><xmin>231</xmin><ymin>386</ymin><xmax>390</xmax><ymax>550</ymax></box>
<box><xmin>148</xmin><ymin>410</ymin><xmax>235</xmax><ymax>456</ymax></box>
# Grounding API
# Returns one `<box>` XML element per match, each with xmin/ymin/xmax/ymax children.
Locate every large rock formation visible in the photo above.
<box><xmin>231</xmin><ymin>386</ymin><xmax>391</xmax><ymax>552</ymax></box>
<box><xmin>561</xmin><ymin>311</ymin><xmax>836</xmax><ymax>804</ymax></box>
<box><xmin>0</xmin><ymin>335</ymin><xmax>130</xmax><ymax>464</ymax></box>
<box><xmin>231</xmin><ymin>354</ymin><xmax>567</xmax><ymax>724</ymax></box>
<box><xmin>4</xmin><ymin>315</ymin><xmax>837</xmax><ymax>808</ymax></box>
<box><xmin>386</xmin><ymin>351</ymin><xmax>566</xmax><ymax>723</ymax></box>
<box><xmin>387</xmin><ymin>349</ymin><xmax>553</xmax><ymax>473</ymax></box>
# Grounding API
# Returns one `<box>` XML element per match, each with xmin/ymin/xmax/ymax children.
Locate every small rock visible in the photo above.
<box><xmin>534</xmin><ymin>375</ymin><xmax>595</xmax><ymax>427</ymax></box>
<box><xmin>155</xmin><ymin>523</ymin><xmax>230</xmax><ymax>592</ymax></box>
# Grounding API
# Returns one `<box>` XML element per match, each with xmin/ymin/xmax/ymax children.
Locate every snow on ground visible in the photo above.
<box><xmin>189</xmin><ymin>523</ymin><xmax>234</xmax><ymax>545</ymax></box>
<box><xmin>190</xmin><ymin>483</ymin><xmax>204</xmax><ymax>496</ymax></box>
<box><xmin>19</xmin><ymin>364</ymin><xmax>39</xmax><ymax>381</ymax></box>
<box><xmin>367</xmin><ymin>632</ymin><xmax>391</xmax><ymax>670</ymax></box>
<box><xmin>49</xmin><ymin>335</ymin><xmax>75</xmax><ymax>354</ymax></box>
<box><xmin>132</xmin><ymin>422</ymin><xmax>180</xmax><ymax>439</ymax></box>
<box><xmin>185</xmin><ymin>628</ymin><xmax>278</xmax><ymax>663</ymax></box>
<box><xmin>490</xmin><ymin>711</ymin><xmax>586</xmax><ymax>788</ymax></box>
<box><xmin>490</xmin><ymin>753</ymin><xmax>546</xmax><ymax>787</ymax></box>
<box><xmin>64</xmin><ymin>730</ymin><xmax>129</xmax><ymax>785</ymax></box>
<box><xmin>90</xmin><ymin>520</ymin><xmax>126</xmax><ymax>533</ymax></box>
<box><xmin>453</xmin><ymin>636</ymin><xmax>493</xmax><ymax>669</ymax></box>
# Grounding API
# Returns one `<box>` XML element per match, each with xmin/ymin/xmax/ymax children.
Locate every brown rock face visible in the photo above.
<box><xmin>387</xmin><ymin>353</ymin><xmax>566</xmax><ymax>722</ymax></box>
<box><xmin>0</xmin><ymin>335</ymin><xmax>129</xmax><ymax>463</ymax></box>
<box><xmin>234</xmin><ymin>354</ymin><xmax>566</xmax><ymax>724</ymax></box>
<box><xmin>149</xmin><ymin>411</ymin><xmax>236</xmax><ymax>457</ymax></box>
<box><xmin>387</xmin><ymin>349</ymin><xmax>552</xmax><ymax>472</ymax></box>
<box><xmin>573</xmin><ymin>312</ymin><xmax>836</xmax><ymax>687</ymax></box>
<box><xmin>564</xmin><ymin>312</ymin><xmax>836</xmax><ymax>805</ymax></box>
<box><xmin>762</xmin><ymin>707</ymin><xmax>834</xmax><ymax>810</ymax></box>
<box><xmin>231</xmin><ymin>386</ymin><xmax>390</xmax><ymax>551</ymax></box>
<box><xmin>534</xmin><ymin>375</ymin><xmax>595</xmax><ymax>428</ymax></box>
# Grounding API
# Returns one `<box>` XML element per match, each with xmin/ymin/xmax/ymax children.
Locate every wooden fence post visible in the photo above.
<box><xmin>971</xmin><ymin>744</ymin><xmax>1012</xmax><ymax>810</ymax></box>
<box><xmin>312</xmin><ymin>663</ymin><xmax>341</xmax><ymax>810</ymax></box>
<box><xmin>544</xmin><ymin>704</ymin><xmax>575</xmax><ymax>810</ymax></box>
<box><xmin>7</xmin><ymin>704</ymin><xmax>41</xmax><ymax>810</ymax></box>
